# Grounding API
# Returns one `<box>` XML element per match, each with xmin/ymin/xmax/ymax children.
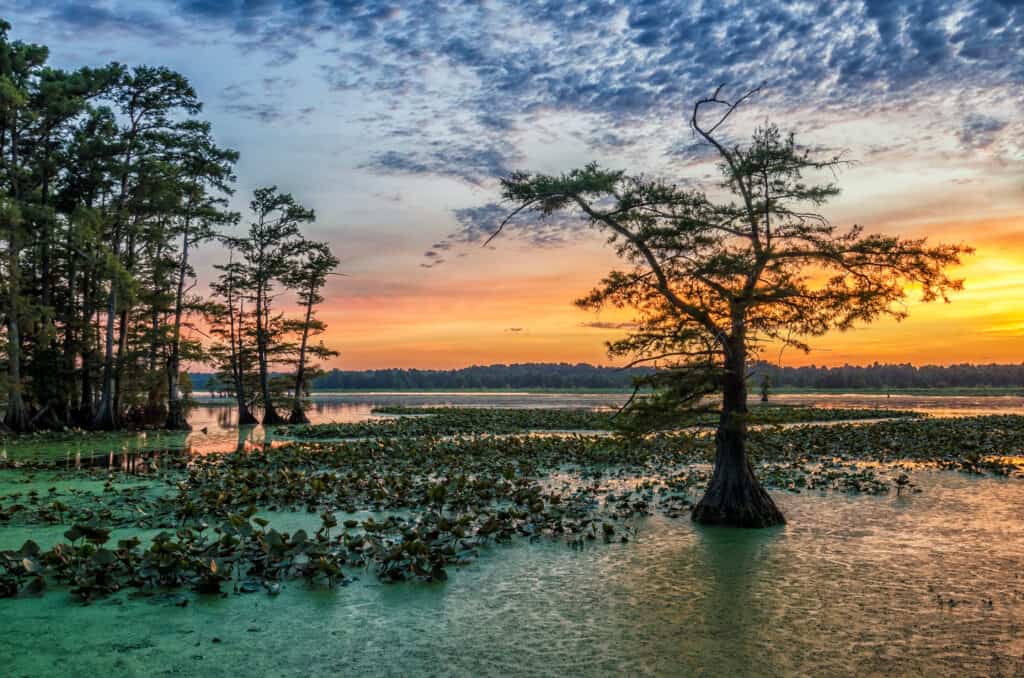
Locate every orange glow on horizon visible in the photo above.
<box><xmin>190</xmin><ymin>217</ymin><xmax>1023</xmax><ymax>372</ymax></box>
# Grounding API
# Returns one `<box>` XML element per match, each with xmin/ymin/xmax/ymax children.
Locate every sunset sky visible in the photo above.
<box><xmin>7</xmin><ymin>1</ymin><xmax>1023</xmax><ymax>369</ymax></box>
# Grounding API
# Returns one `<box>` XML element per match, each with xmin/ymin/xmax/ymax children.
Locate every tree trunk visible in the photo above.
<box><xmin>113</xmin><ymin>230</ymin><xmax>136</xmax><ymax>418</ymax></box>
<box><xmin>4</xmin><ymin>249</ymin><xmax>30</xmax><ymax>433</ymax></box>
<box><xmin>164</xmin><ymin>369</ymin><xmax>190</xmax><ymax>430</ymax></box>
<box><xmin>60</xmin><ymin>231</ymin><xmax>80</xmax><ymax>426</ymax></box>
<box><xmin>4</xmin><ymin>115</ymin><xmax>30</xmax><ymax>432</ymax></box>
<box><xmin>691</xmin><ymin>335</ymin><xmax>785</xmax><ymax>528</ymax></box>
<box><xmin>235</xmin><ymin>392</ymin><xmax>258</xmax><ymax>426</ymax></box>
<box><xmin>255</xmin><ymin>280</ymin><xmax>284</xmax><ymax>425</ymax></box>
<box><xmin>78</xmin><ymin>271</ymin><xmax>97</xmax><ymax>426</ymax></box>
<box><xmin>164</xmin><ymin>229</ymin><xmax>191</xmax><ymax>431</ymax></box>
<box><xmin>288</xmin><ymin>402</ymin><xmax>310</xmax><ymax>424</ymax></box>
<box><xmin>94</xmin><ymin>127</ymin><xmax>135</xmax><ymax>432</ymax></box>
<box><xmin>92</xmin><ymin>286</ymin><xmax>118</xmax><ymax>430</ymax></box>
<box><xmin>226</xmin><ymin>284</ymin><xmax>257</xmax><ymax>426</ymax></box>
<box><xmin>288</xmin><ymin>295</ymin><xmax>314</xmax><ymax>425</ymax></box>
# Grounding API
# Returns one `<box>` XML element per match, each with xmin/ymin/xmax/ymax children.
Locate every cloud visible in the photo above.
<box><xmin>414</xmin><ymin>201</ymin><xmax>592</xmax><ymax>268</ymax></box>
<box><xmin>449</xmin><ymin>203</ymin><xmax>589</xmax><ymax>247</ymax></box>
<box><xmin>26</xmin><ymin>0</ymin><xmax>182</xmax><ymax>42</ymax></box>
<box><xmin>958</xmin><ymin>114</ymin><xmax>1008</xmax><ymax>150</ymax></box>
<box><xmin>222</xmin><ymin>102</ymin><xmax>285</xmax><ymax>123</ymax></box>
<box><xmin>24</xmin><ymin>2</ymin><xmax>1020</xmax><ymax>127</ymax></box>
<box><xmin>12</xmin><ymin>1</ymin><xmax>1023</xmax><ymax>188</ymax></box>
<box><xmin>361</xmin><ymin>139</ymin><xmax>523</xmax><ymax>185</ymax></box>
<box><xmin>218</xmin><ymin>78</ymin><xmax>308</xmax><ymax>124</ymax></box>
<box><xmin>419</xmin><ymin>249</ymin><xmax>446</xmax><ymax>269</ymax></box>
<box><xmin>580</xmin><ymin>321</ymin><xmax>638</xmax><ymax>330</ymax></box>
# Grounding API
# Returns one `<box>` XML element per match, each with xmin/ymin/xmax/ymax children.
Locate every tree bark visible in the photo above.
<box><xmin>288</xmin><ymin>292</ymin><xmax>314</xmax><ymax>425</ymax></box>
<box><xmin>4</xmin><ymin>109</ymin><xmax>30</xmax><ymax>432</ymax></box>
<box><xmin>226</xmin><ymin>279</ymin><xmax>257</xmax><ymax>426</ymax></box>
<box><xmin>60</xmin><ymin>228</ymin><xmax>80</xmax><ymax>426</ymax></box>
<box><xmin>691</xmin><ymin>333</ymin><xmax>785</xmax><ymax>528</ymax></box>
<box><xmin>255</xmin><ymin>275</ymin><xmax>284</xmax><ymax>425</ymax></box>
<box><xmin>92</xmin><ymin>285</ymin><xmax>118</xmax><ymax>430</ymax></box>
<box><xmin>112</xmin><ymin>229</ymin><xmax>136</xmax><ymax>419</ymax></box>
<box><xmin>4</xmin><ymin>248</ymin><xmax>30</xmax><ymax>433</ymax></box>
<box><xmin>164</xmin><ymin>228</ymin><xmax>191</xmax><ymax>431</ymax></box>
<box><xmin>78</xmin><ymin>270</ymin><xmax>97</xmax><ymax>426</ymax></box>
<box><xmin>93</xmin><ymin>114</ymin><xmax>138</xmax><ymax>431</ymax></box>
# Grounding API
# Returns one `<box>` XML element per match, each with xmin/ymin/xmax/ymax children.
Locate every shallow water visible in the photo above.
<box><xmin>1</xmin><ymin>470</ymin><xmax>1022</xmax><ymax>677</ymax></box>
<box><xmin>771</xmin><ymin>392</ymin><xmax>1024</xmax><ymax>418</ymax></box>
<box><xmin>3</xmin><ymin>391</ymin><xmax>1022</xmax><ymax>462</ymax></box>
<box><xmin>184</xmin><ymin>391</ymin><xmax>1024</xmax><ymax>457</ymax></box>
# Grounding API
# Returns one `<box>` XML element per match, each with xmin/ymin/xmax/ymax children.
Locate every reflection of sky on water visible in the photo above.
<box><xmin>3</xmin><ymin>392</ymin><xmax>1022</xmax><ymax>462</ymax></box>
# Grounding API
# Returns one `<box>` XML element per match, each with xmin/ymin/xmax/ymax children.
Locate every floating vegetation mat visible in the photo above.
<box><xmin>1</xmin><ymin>410</ymin><xmax>1021</xmax><ymax>606</ymax></box>
<box><xmin>281</xmin><ymin>405</ymin><xmax>919</xmax><ymax>439</ymax></box>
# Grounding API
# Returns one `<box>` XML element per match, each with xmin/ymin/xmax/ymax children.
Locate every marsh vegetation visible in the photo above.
<box><xmin>0</xmin><ymin>394</ymin><xmax>1022</xmax><ymax>673</ymax></box>
<box><xmin>1</xmin><ymin>404</ymin><xmax>1021</xmax><ymax>601</ymax></box>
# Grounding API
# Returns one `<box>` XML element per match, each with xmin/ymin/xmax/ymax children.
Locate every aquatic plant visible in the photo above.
<box><xmin>1</xmin><ymin>412</ymin><xmax>1022</xmax><ymax>602</ymax></box>
<box><xmin>282</xmin><ymin>405</ymin><xmax>917</xmax><ymax>439</ymax></box>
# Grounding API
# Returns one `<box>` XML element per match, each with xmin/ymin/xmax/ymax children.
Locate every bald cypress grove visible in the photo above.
<box><xmin>0</xmin><ymin>21</ymin><xmax>339</xmax><ymax>432</ymax></box>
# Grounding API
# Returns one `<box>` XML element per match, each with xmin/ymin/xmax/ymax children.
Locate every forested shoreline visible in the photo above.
<box><xmin>189</xmin><ymin>361</ymin><xmax>1024</xmax><ymax>393</ymax></box>
<box><xmin>0</xmin><ymin>22</ymin><xmax>338</xmax><ymax>433</ymax></box>
<box><xmin>752</xmin><ymin>362</ymin><xmax>1024</xmax><ymax>390</ymax></box>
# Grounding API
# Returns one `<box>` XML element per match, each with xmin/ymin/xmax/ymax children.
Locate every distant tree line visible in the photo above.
<box><xmin>752</xmin><ymin>362</ymin><xmax>1024</xmax><ymax>390</ymax></box>
<box><xmin>0</xmin><ymin>22</ymin><xmax>338</xmax><ymax>432</ymax></box>
<box><xmin>192</xmin><ymin>362</ymin><xmax>1024</xmax><ymax>393</ymax></box>
<box><xmin>194</xmin><ymin>363</ymin><xmax>655</xmax><ymax>392</ymax></box>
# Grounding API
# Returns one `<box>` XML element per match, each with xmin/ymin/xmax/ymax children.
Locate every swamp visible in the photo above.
<box><xmin>1</xmin><ymin>6</ymin><xmax>1022</xmax><ymax>676</ymax></box>
<box><xmin>1</xmin><ymin>393</ymin><xmax>1023</xmax><ymax>676</ymax></box>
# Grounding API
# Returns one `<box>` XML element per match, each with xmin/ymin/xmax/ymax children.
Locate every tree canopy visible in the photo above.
<box><xmin>0</xmin><ymin>21</ymin><xmax>339</xmax><ymax>432</ymax></box>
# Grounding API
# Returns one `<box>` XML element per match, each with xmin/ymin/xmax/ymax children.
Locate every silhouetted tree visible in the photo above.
<box><xmin>0</xmin><ymin>20</ymin><xmax>344</xmax><ymax>434</ymax></box>
<box><xmin>0</xmin><ymin>21</ymin><xmax>122</xmax><ymax>431</ymax></box>
<box><xmin>234</xmin><ymin>187</ymin><xmax>312</xmax><ymax>425</ymax></box>
<box><xmin>283</xmin><ymin>240</ymin><xmax>339</xmax><ymax>424</ymax></box>
<box><xmin>494</xmin><ymin>86</ymin><xmax>971</xmax><ymax>527</ymax></box>
<box><xmin>163</xmin><ymin>121</ymin><xmax>239</xmax><ymax>430</ymax></box>
<box><xmin>207</xmin><ymin>247</ymin><xmax>259</xmax><ymax>426</ymax></box>
<box><xmin>93</xmin><ymin>66</ymin><xmax>202</xmax><ymax>430</ymax></box>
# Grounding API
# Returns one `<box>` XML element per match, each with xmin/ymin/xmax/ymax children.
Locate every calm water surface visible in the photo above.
<box><xmin>184</xmin><ymin>390</ymin><xmax>1024</xmax><ymax>454</ymax></box>
<box><xmin>0</xmin><ymin>470</ymin><xmax>1021</xmax><ymax>676</ymax></box>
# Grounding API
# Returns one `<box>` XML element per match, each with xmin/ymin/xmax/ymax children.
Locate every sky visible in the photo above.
<box><xmin>4</xmin><ymin>0</ymin><xmax>1023</xmax><ymax>369</ymax></box>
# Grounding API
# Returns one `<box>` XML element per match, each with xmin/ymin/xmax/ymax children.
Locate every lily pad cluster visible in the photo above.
<box><xmin>283</xmin><ymin>405</ymin><xmax>917</xmax><ymax>439</ymax></box>
<box><xmin>2</xmin><ymin>409</ymin><xmax>1022</xmax><ymax>603</ymax></box>
<box><xmin>746</xmin><ymin>415</ymin><xmax>1024</xmax><ymax>476</ymax></box>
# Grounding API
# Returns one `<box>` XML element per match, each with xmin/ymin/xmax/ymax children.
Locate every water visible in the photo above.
<box><xmin>2</xmin><ymin>393</ymin><xmax>1023</xmax><ymax>675</ymax></box>
<box><xmin>0</xmin><ymin>470</ymin><xmax>1021</xmax><ymax>676</ymax></box>
<box><xmin>184</xmin><ymin>391</ymin><xmax>1024</xmax><ymax>456</ymax></box>
<box><xmin>3</xmin><ymin>391</ymin><xmax>1021</xmax><ymax>462</ymax></box>
<box><xmin>771</xmin><ymin>392</ymin><xmax>1024</xmax><ymax>418</ymax></box>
